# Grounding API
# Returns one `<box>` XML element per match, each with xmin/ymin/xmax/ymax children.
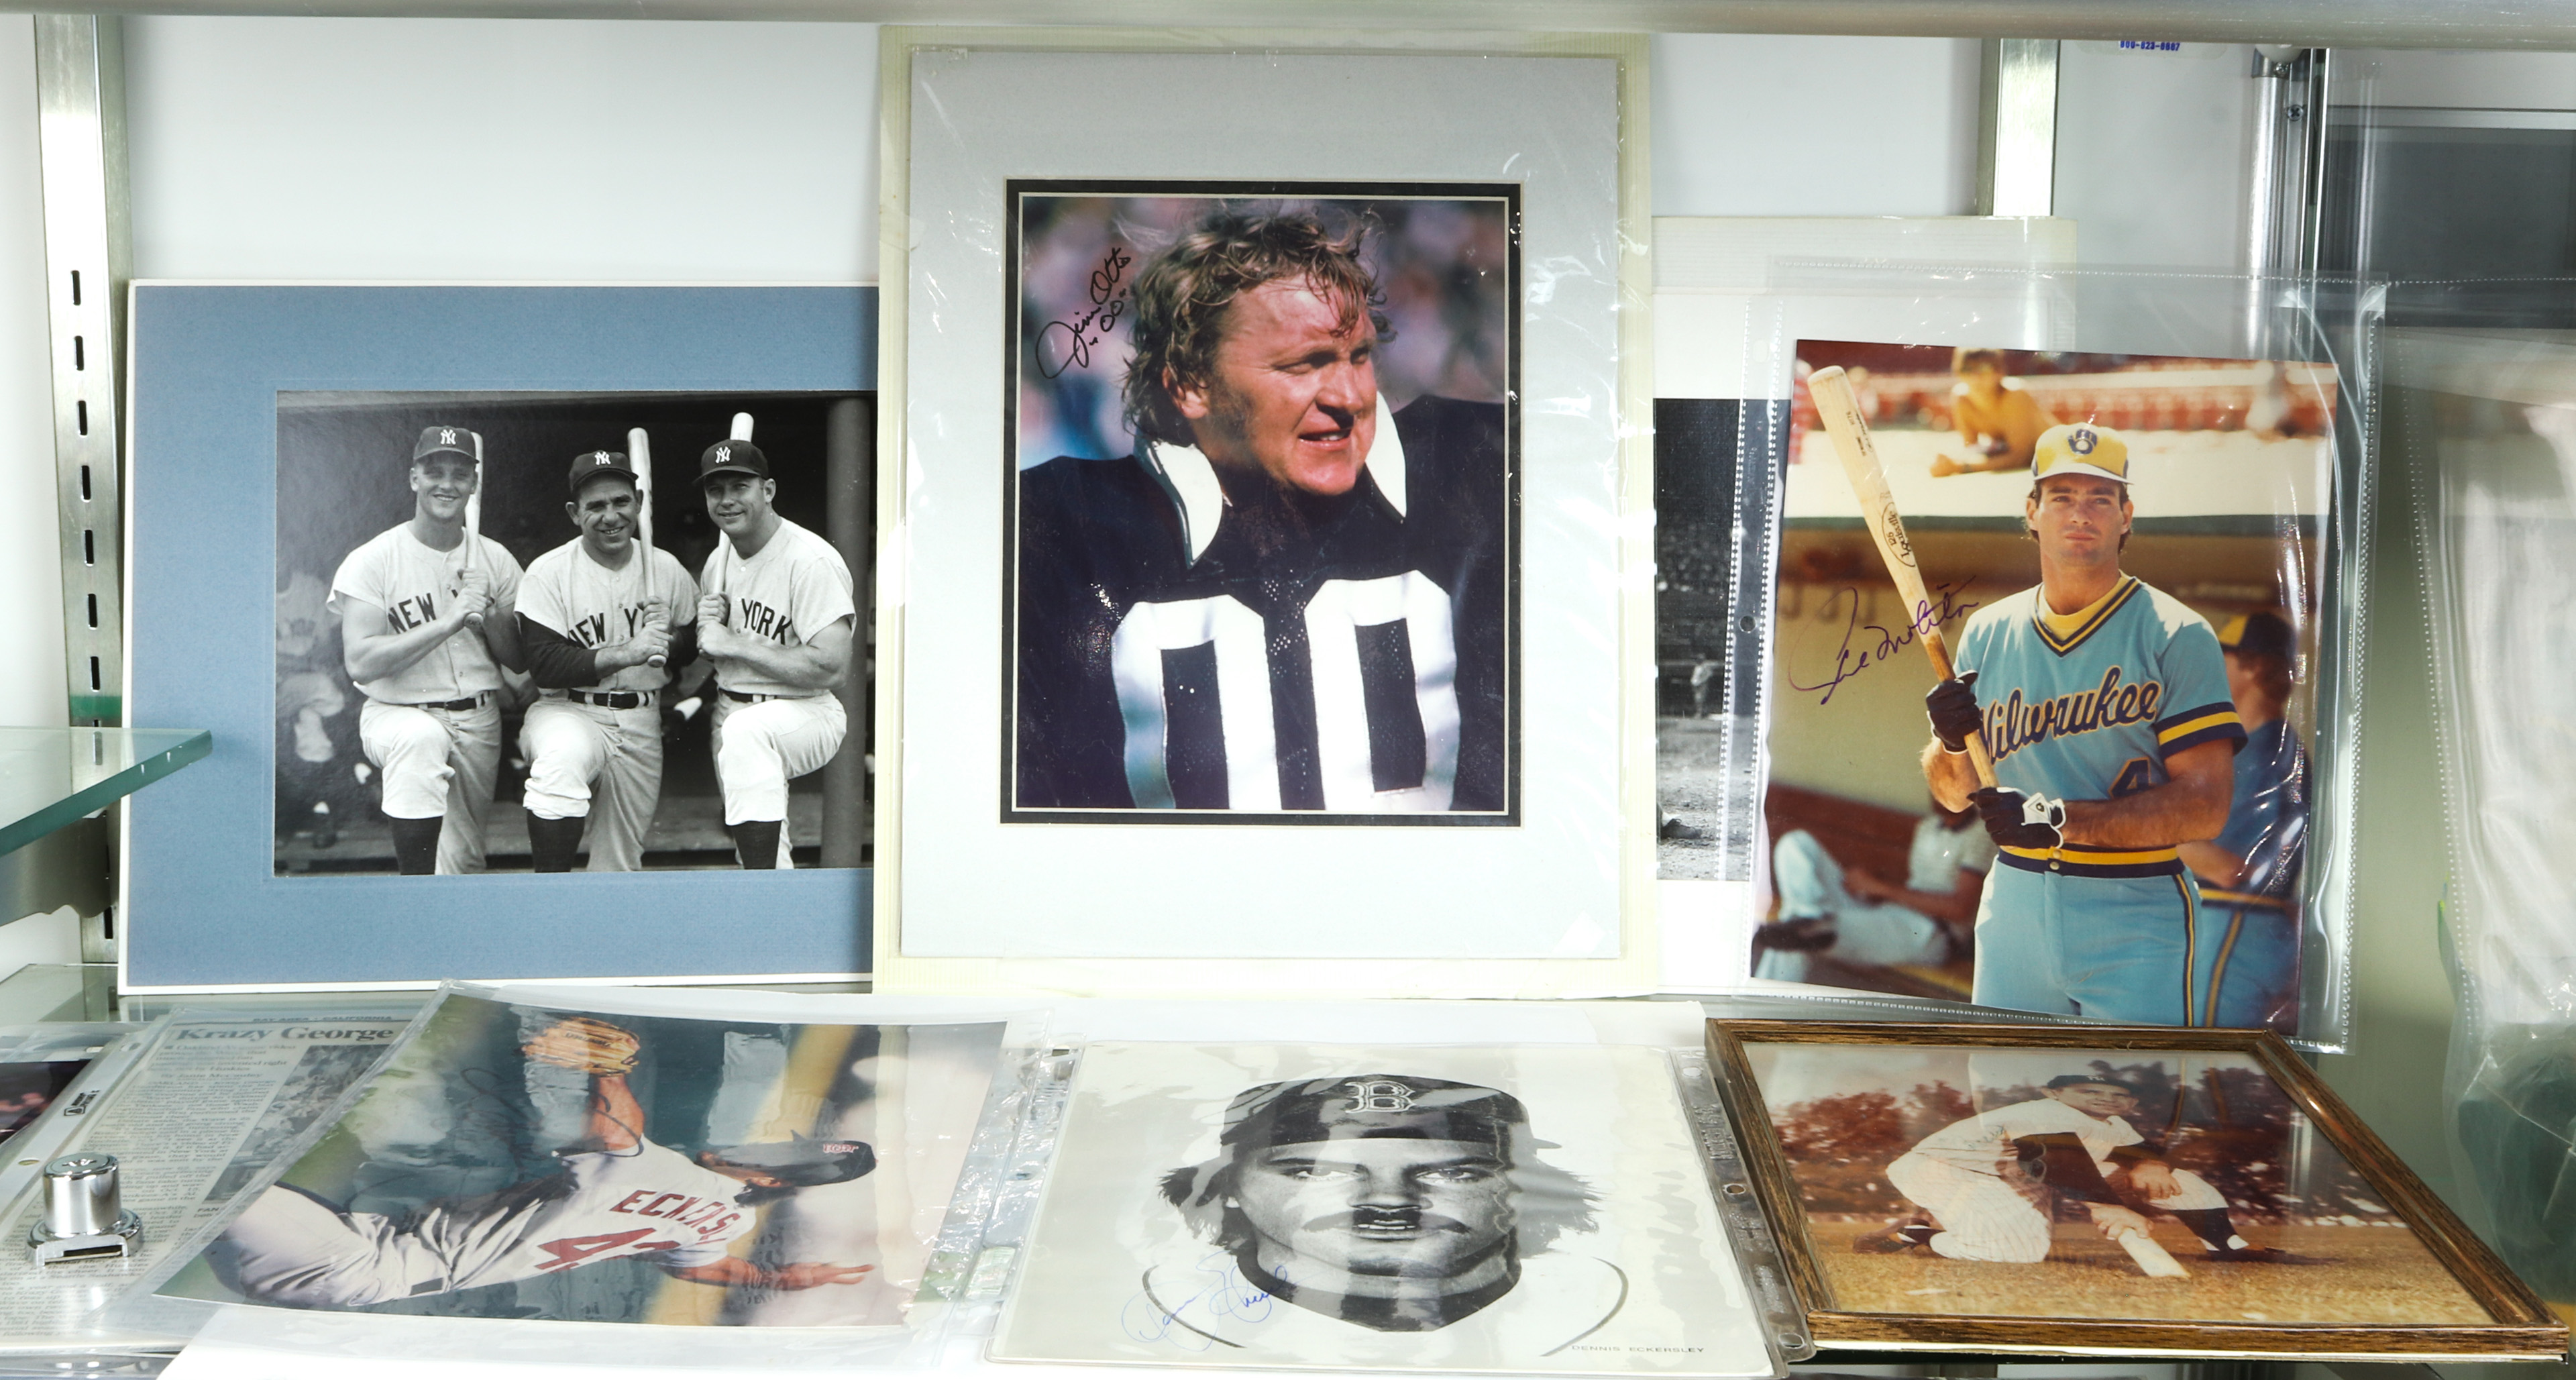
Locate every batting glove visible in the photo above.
<box><xmin>1970</xmin><ymin>786</ymin><xmax>2065</xmax><ymax>851</ymax></box>
<box><xmin>1924</xmin><ymin>672</ymin><xmax>1983</xmax><ymax>753</ymax></box>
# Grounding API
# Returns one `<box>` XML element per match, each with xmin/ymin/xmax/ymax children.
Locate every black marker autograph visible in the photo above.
<box><xmin>1786</xmin><ymin>580</ymin><xmax>1981</xmax><ymax>706</ymax></box>
<box><xmin>1034</xmin><ymin>246</ymin><xmax>1135</xmax><ymax>379</ymax></box>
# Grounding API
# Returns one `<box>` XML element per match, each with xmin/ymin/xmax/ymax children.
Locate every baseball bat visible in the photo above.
<box><xmin>2116</xmin><ymin>1226</ymin><xmax>2192</xmax><ymax>1279</ymax></box>
<box><xmin>463</xmin><ymin>431</ymin><xmax>486</xmax><ymax>633</ymax></box>
<box><xmin>706</xmin><ymin>412</ymin><xmax>755</xmax><ymax>598</ymax></box>
<box><xmin>630</xmin><ymin>426</ymin><xmax>664</xmax><ymax>670</ymax></box>
<box><xmin>1807</xmin><ymin>365</ymin><xmax>1998</xmax><ymax>789</ymax></box>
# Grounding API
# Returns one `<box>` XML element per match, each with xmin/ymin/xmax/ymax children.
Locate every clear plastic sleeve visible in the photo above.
<box><xmin>2401</xmin><ymin>305</ymin><xmax>2576</xmax><ymax>1306</ymax></box>
<box><xmin>97</xmin><ymin>983</ymin><xmax>1049</xmax><ymax>1369</ymax></box>
<box><xmin>875</xmin><ymin>29</ymin><xmax>1657</xmax><ymax>997</ymax></box>
<box><xmin>1722</xmin><ymin>262</ymin><xmax>2381</xmax><ymax>1051</ymax></box>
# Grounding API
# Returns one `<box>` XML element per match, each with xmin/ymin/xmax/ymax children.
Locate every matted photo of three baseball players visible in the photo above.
<box><xmin>274</xmin><ymin>391</ymin><xmax>866</xmax><ymax>878</ymax></box>
<box><xmin>1756</xmin><ymin>340</ymin><xmax>2341</xmax><ymax>1034</ymax></box>
<box><xmin>992</xmin><ymin>1041</ymin><xmax>1778</xmax><ymax>1376</ymax></box>
<box><xmin>1709</xmin><ymin>1022</ymin><xmax>2561</xmax><ymax>1357</ymax></box>
<box><xmin>150</xmin><ymin>990</ymin><xmax>1013</xmax><ymax>1340</ymax></box>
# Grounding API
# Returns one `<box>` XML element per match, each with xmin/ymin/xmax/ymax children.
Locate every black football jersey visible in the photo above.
<box><xmin>1012</xmin><ymin>394</ymin><xmax>1510</xmax><ymax>816</ymax></box>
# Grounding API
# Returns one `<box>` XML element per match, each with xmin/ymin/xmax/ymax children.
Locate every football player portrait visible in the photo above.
<box><xmin>1007</xmin><ymin>190</ymin><xmax>1517</xmax><ymax>821</ymax></box>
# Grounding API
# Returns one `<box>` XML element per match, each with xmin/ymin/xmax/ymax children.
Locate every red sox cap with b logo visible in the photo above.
<box><xmin>1217</xmin><ymin>1075</ymin><xmax>1527</xmax><ymax>1154</ymax></box>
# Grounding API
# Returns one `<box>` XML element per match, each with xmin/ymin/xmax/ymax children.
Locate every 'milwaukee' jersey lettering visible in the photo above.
<box><xmin>1955</xmin><ymin>576</ymin><xmax>2245</xmax><ymax>816</ymax></box>
<box><xmin>1014</xmin><ymin>395</ymin><xmax>1509</xmax><ymax>814</ymax></box>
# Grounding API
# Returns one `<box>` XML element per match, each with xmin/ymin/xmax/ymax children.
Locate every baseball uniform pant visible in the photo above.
<box><xmin>1760</xmin><ymin>830</ymin><xmax>1949</xmax><ymax>982</ymax></box>
<box><xmin>1887</xmin><ymin>1153</ymin><xmax>2228</xmax><ymax>1263</ymax></box>
<box><xmin>2204</xmin><ymin>904</ymin><xmax>2300</xmax><ymax>1030</ymax></box>
<box><xmin>358</xmin><ymin>698</ymin><xmax>500</xmax><ymax>875</ymax></box>
<box><xmin>1971</xmin><ymin>863</ymin><xmax>2210</xmax><ymax>1025</ymax></box>
<box><xmin>213</xmin><ymin>1183</ymin><xmax>451</xmax><ymax>1308</ymax></box>
<box><xmin>519</xmin><ymin>698</ymin><xmax>665</xmax><ymax>872</ymax></box>
<box><xmin>711</xmin><ymin>694</ymin><xmax>846</xmax><ymax>863</ymax></box>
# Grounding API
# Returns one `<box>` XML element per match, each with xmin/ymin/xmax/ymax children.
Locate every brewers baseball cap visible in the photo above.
<box><xmin>1219</xmin><ymin>1075</ymin><xmax>1526</xmax><ymax>1153</ymax></box>
<box><xmin>567</xmin><ymin>449</ymin><xmax>638</xmax><ymax>493</ymax></box>
<box><xmin>413</xmin><ymin>425</ymin><xmax>479</xmax><ymax>463</ymax></box>
<box><xmin>2217</xmin><ymin>611</ymin><xmax>2294</xmax><ymax>661</ymax></box>
<box><xmin>699</xmin><ymin>440</ymin><xmax>769</xmax><ymax>482</ymax></box>
<box><xmin>2031</xmin><ymin>423</ymin><xmax>2130</xmax><ymax>485</ymax></box>
<box><xmin>2046</xmin><ymin>1073</ymin><xmax>2139</xmax><ymax>1094</ymax></box>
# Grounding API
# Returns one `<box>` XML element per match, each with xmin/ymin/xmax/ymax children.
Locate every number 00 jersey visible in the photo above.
<box><xmin>1012</xmin><ymin>394</ymin><xmax>1509</xmax><ymax>815</ymax></box>
<box><xmin>1955</xmin><ymin>575</ymin><xmax>2245</xmax><ymax>876</ymax></box>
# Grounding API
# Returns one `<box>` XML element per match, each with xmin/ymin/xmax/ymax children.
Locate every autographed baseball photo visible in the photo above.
<box><xmin>1758</xmin><ymin>341</ymin><xmax>2335</xmax><ymax>1032</ymax></box>
<box><xmin>1004</xmin><ymin>184</ymin><xmax>1519</xmax><ymax>825</ymax></box>
<box><xmin>1709</xmin><ymin>1024</ymin><xmax>2558</xmax><ymax>1356</ymax></box>
<box><xmin>155</xmin><ymin>993</ymin><xmax>1006</xmax><ymax>1330</ymax></box>
<box><xmin>991</xmin><ymin>1042</ymin><xmax>1772</xmax><ymax>1375</ymax></box>
<box><xmin>273</xmin><ymin>392</ymin><xmax>866</xmax><ymax>878</ymax></box>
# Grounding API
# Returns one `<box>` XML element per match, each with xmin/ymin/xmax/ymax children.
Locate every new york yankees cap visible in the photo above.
<box><xmin>2031</xmin><ymin>423</ymin><xmax>2129</xmax><ymax>485</ymax></box>
<box><xmin>699</xmin><ymin>439</ymin><xmax>769</xmax><ymax>482</ymax></box>
<box><xmin>413</xmin><ymin>425</ymin><xmax>480</xmax><ymax>463</ymax></box>
<box><xmin>1219</xmin><ymin>1075</ymin><xmax>1525</xmax><ymax>1153</ymax></box>
<box><xmin>567</xmin><ymin>449</ymin><xmax>638</xmax><ymax>493</ymax></box>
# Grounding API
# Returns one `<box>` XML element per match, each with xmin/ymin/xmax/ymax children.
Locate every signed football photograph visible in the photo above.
<box><xmin>1005</xmin><ymin>184</ymin><xmax>1519</xmax><ymax>825</ymax></box>
<box><xmin>991</xmin><ymin>1042</ymin><xmax>1773</xmax><ymax>1375</ymax></box>
<box><xmin>1754</xmin><ymin>341</ymin><xmax>2337</xmax><ymax>1034</ymax></box>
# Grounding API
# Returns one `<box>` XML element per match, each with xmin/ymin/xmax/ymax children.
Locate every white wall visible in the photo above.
<box><xmin>2051</xmin><ymin>40</ymin><xmax>2258</xmax><ymax>269</ymax></box>
<box><xmin>0</xmin><ymin>15</ymin><xmax>70</xmax><ymax>732</ymax></box>
<box><xmin>1651</xmin><ymin>33</ymin><xmax>1982</xmax><ymax>217</ymax></box>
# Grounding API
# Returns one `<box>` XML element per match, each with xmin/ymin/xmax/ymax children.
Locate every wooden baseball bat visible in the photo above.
<box><xmin>1806</xmin><ymin>365</ymin><xmax>1998</xmax><ymax>789</ymax></box>
<box><xmin>706</xmin><ymin>412</ymin><xmax>754</xmax><ymax>598</ymax></box>
<box><xmin>630</xmin><ymin>427</ymin><xmax>664</xmax><ymax>670</ymax></box>
<box><xmin>463</xmin><ymin>430</ymin><xmax>486</xmax><ymax>633</ymax></box>
<box><xmin>2116</xmin><ymin>1226</ymin><xmax>2192</xmax><ymax>1279</ymax></box>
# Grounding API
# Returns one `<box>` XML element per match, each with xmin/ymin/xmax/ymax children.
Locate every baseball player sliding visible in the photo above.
<box><xmin>209</xmin><ymin>1016</ymin><xmax>878</xmax><ymax>1308</ymax></box>
<box><xmin>331</xmin><ymin>427</ymin><xmax>527</xmax><ymax>875</ymax></box>
<box><xmin>1921</xmin><ymin>424</ymin><xmax>2245</xmax><ymax>1023</ymax></box>
<box><xmin>1857</xmin><ymin>1073</ymin><xmax>2285</xmax><ymax>1267</ymax></box>
<box><xmin>515</xmin><ymin>451</ymin><xmax>703</xmax><ymax>871</ymax></box>
<box><xmin>694</xmin><ymin>435</ymin><xmax>857</xmax><ymax>869</ymax></box>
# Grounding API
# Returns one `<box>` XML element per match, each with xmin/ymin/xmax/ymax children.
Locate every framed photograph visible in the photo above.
<box><xmin>879</xmin><ymin>30</ymin><xmax>1655</xmax><ymax>992</ymax></box>
<box><xmin>125</xmin><ymin>284</ymin><xmax>874</xmax><ymax>991</ymax></box>
<box><xmin>149</xmin><ymin>990</ymin><xmax>1011</xmax><ymax>1344</ymax></box>
<box><xmin>991</xmin><ymin>1041</ymin><xmax>1778</xmax><ymax>1375</ymax></box>
<box><xmin>1707</xmin><ymin>1020</ymin><xmax>2563</xmax><ymax>1359</ymax></box>
<box><xmin>1756</xmin><ymin>339</ymin><xmax>2339</xmax><ymax>1035</ymax></box>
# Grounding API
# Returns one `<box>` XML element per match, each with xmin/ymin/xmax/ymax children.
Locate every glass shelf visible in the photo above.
<box><xmin>0</xmin><ymin>727</ymin><xmax>209</xmax><ymax>857</ymax></box>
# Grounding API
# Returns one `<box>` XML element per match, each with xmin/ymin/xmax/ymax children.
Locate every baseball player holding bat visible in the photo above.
<box><xmin>1855</xmin><ymin>1072</ymin><xmax>2284</xmax><ymax>1269</ymax></box>
<box><xmin>513</xmin><ymin>448</ymin><xmax>701</xmax><ymax>871</ymax></box>
<box><xmin>1918</xmin><ymin>423</ymin><xmax>2245</xmax><ymax>1024</ymax></box>
<box><xmin>208</xmin><ymin>1016</ymin><xmax>878</xmax><ymax>1310</ymax></box>
<box><xmin>331</xmin><ymin>426</ymin><xmax>526</xmax><ymax>875</ymax></box>
<box><xmin>695</xmin><ymin>415</ymin><xmax>857</xmax><ymax>870</ymax></box>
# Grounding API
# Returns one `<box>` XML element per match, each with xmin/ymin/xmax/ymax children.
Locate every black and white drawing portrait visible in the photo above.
<box><xmin>993</xmin><ymin>1043</ymin><xmax>1772</xmax><ymax>1375</ymax></box>
<box><xmin>1006</xmin><ymin>185</ymin><xmax>1519</xmax><ymax>824</ymax></box>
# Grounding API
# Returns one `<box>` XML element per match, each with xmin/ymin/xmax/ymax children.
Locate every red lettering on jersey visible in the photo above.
<box><xmin>639</xmin><ymin>1192</ymin><xmax>688</xmax><ymax>1218</ymax></box>
<box><xmin>609</xmin><ymin>1191</ymin><xmax>653</xmax><ymax>1214</ymax></box>
<box><xmin>532</xmin><ymin>1228</ymin><xmax>681</xmax><ymax>1271</ymax></box>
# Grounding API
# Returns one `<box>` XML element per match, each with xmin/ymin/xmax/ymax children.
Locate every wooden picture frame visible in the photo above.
<box><xmin>1707</xmin><ymin>1020</ymin><xmax>2564</xmax><ymax>1360</ymax></box>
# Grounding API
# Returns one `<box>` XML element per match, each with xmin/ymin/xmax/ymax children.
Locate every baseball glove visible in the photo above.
<box><xmin>521</xmin><ymin>1016</ymin><xmax>641</xmax><ymax>1076</ymax></box>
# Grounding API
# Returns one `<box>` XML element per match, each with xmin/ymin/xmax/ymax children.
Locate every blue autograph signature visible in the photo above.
<box><xmin>1786</xmin><ymin>580</ymin><xmax>1981</xmax><ymax>706</ymax></box>
<box><xmin>1122</xmin><ymin>1252</ymin><xmax>1277</xmax><ymax>1350</ymax></box>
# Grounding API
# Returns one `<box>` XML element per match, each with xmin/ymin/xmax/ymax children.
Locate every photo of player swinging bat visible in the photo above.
<box><xmin>1805</xmin><ymin>364</ymin><xmax>1998</xmax><ymax>790</ymax></box>
<box><xmin>629</xmin><ymin>425</ymin><xmax>665</xmax><ymax>670</ymax></box>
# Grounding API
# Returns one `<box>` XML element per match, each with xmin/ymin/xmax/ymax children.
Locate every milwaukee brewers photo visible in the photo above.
<box><xmin>1759</xmin><ymin>341</ymin><xmax>2331</xmax><ymax>1032</ymax></box>
<box><xmin>273</xmin><ymin>392</ymin><xmax>869</xmax><ymax>876</ymax></box>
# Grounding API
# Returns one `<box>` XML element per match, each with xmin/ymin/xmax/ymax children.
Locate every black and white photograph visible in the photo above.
<box><xmin>991</xmin><ymin>1042</ymin><xmax>1774</xmax><ymax>1375</ymax></box>
<box><xmin>1006</xmin><ymin>184</ymin><xmax>1519</xmax><ymax>824</ymax></box>
<box><xmin>159</xmin><ymin>992</ymin><xmax>1006</xmax><ymax>1330</ymax></box>
<box><xmin>274</xmin><ymin>391</ymin><xmax>869</xmax><ymax>877</ymax></box>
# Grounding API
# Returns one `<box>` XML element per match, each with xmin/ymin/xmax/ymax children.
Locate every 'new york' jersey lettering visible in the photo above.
<box><xmin>1111</xmin><ymin>572</ymin><xmax>1460</xmax><ymax>811</ymax></box>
